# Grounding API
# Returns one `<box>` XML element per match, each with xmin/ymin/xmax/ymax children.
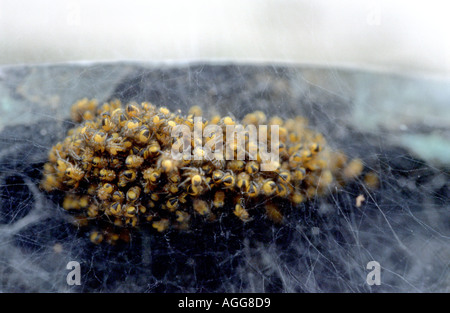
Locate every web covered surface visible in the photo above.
<box><xmin>0</xmin><ymin>63</ymin><xmax>448</xmax><ymax>292</ymax></box>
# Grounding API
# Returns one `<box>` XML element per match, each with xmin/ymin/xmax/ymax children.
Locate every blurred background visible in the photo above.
<box><xmin>0</xmin><ymin>0</ymin><xmax>449</xmax><ymax>294</ymax></box>
<box><xmin>1</xmin><ymin>0</ymin><xmax>449</xmax><ymax>77</ymax></box>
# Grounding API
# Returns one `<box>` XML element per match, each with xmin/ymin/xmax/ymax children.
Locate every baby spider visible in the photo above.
<box><xmin>90</xmin><ymin>130</ymin><xmax>108</xmax><ymax>152</ymax></box>
<box><xmin>101</xmin><ymin>114</ymin><xmax>115</xmax><ymax>132</ymax></box>
<box><xmin>180</xmin><ymin>167</ymin><xmax>209</xmax><ymax>192</ymax></box>
<box><xmin>227</xmin><ymin>160</ymin><xmax>245</xmax><ymax>172</ymax></box>
<box><xmin>156</xmin><ymin>152</ymin><xmax>179</xmax><ymax>173</ymax></box>
<box><xmin>125</xmin><ymin>154</ymin><xmax>144</xmax><ymax>169</ymax></box>
<box><xmin>236</xmin><ymin>172</ymin><xmax>251</xmax><ymax>193</ymax></box>
<box><xmin>118</xmin><ymin>169</ymin><xmax>137</xmax><ymax>187</ymax></box>
<box><xmin>152</xmin><ymin>219</ymin><xmax>170</xmax><ymax>232</ymax></box>
<box><xmin>92</xmin><ymin>155</ymin><xmax>108</xmax><ymax>168</ymax></box>
<box><xmin>135</xmin><ymin>126</ymin><xmax>151</xmax><ymax>144</ymax></box>
<box><xmin>111</xmin><ymin>108</ymin><xmax>129</xmax><ymax>128</ymax></box>
<box><xmin>193</xmin><ymin>199</ymin><xmax>210</xmax><ymax>216</ymax></box>
<box><xmin>260</xmin><ymin>179</ymin><xmax>277</xmax><ymax>197</ymax></box>
<box><xmin>265</xmin><ymin>203</ymin><xmax>283</xmax><ymax>224</ymax></box>
<box><xmin>126</xmin><ymin>186</ymin><xmax>141</xmax><ymax>202</ymax></box>
<box><xmin>64</xmin><ymin>162</ymin><xmax>85</xmax><ymax>183</ymax></box>
<box><xmin>221</xmin><ymin>171</ymin><xmax>236</xmax><ymax>189</ymax></box>
<box><xmin>143</xmin><ymin>166</ymin><xmax>162</xmax><ymax>186</ymax></box>
<box><xmin>97</xmin><ymin>183</ymin><xmax>115</xmax><ymax>201</ymax></box>
<box><xmin>142</xmin><ymin>140</ymin><xmax>161</xmax><ymax>159</ymax></box>
<box><xmin>213</xmin><ymin>190</ymin><xmax>225</xmax><ymax>208</ymax></box>
<box><xmin>233</xmin><ymin>199</ymin><xmax>250</xmax><ymax>222</ymax></box>
<box><xmin>122</xmin><ymin>117</ymin><xmax>143</xmax><ymax>137</ymax></box>
<box><xmin>125</xmin><ymin>102</ymin><xmax>141</xmax><ymax>118</ymax></box>
<box><xmin>99</xmin><ymin>168</ymin><xmax>116</xmax><ymax>182</ymax></box>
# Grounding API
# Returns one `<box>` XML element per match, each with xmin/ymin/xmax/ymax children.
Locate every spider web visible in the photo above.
<box><xmin>0</xmin><ymin>63</ymin><xmax>448</xmax><ymax>292</ymax></box>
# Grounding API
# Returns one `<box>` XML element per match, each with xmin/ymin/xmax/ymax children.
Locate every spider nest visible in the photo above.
<box><xmin>41</xmin><ymin>98</ymin><xmax>369</xmax><ymax>245</ymax></box>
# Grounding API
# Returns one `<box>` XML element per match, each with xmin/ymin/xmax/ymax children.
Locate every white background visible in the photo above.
<box><xmin>1</xmin><ymin>0</ymin><xmax>449</xmax><ymax>76</ymax></box>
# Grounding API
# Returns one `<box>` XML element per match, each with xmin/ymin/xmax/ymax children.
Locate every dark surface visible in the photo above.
<box><xmin>0</xmin><ymin>63</ymin><xmax>448</xmax><ymax>292</ymax></box>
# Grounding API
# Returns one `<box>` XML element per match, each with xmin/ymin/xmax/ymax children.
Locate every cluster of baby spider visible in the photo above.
<box><xmin>41</xmin><ymin>98</ymin><xmax>364</xmax><ymax>244</ymax></box>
